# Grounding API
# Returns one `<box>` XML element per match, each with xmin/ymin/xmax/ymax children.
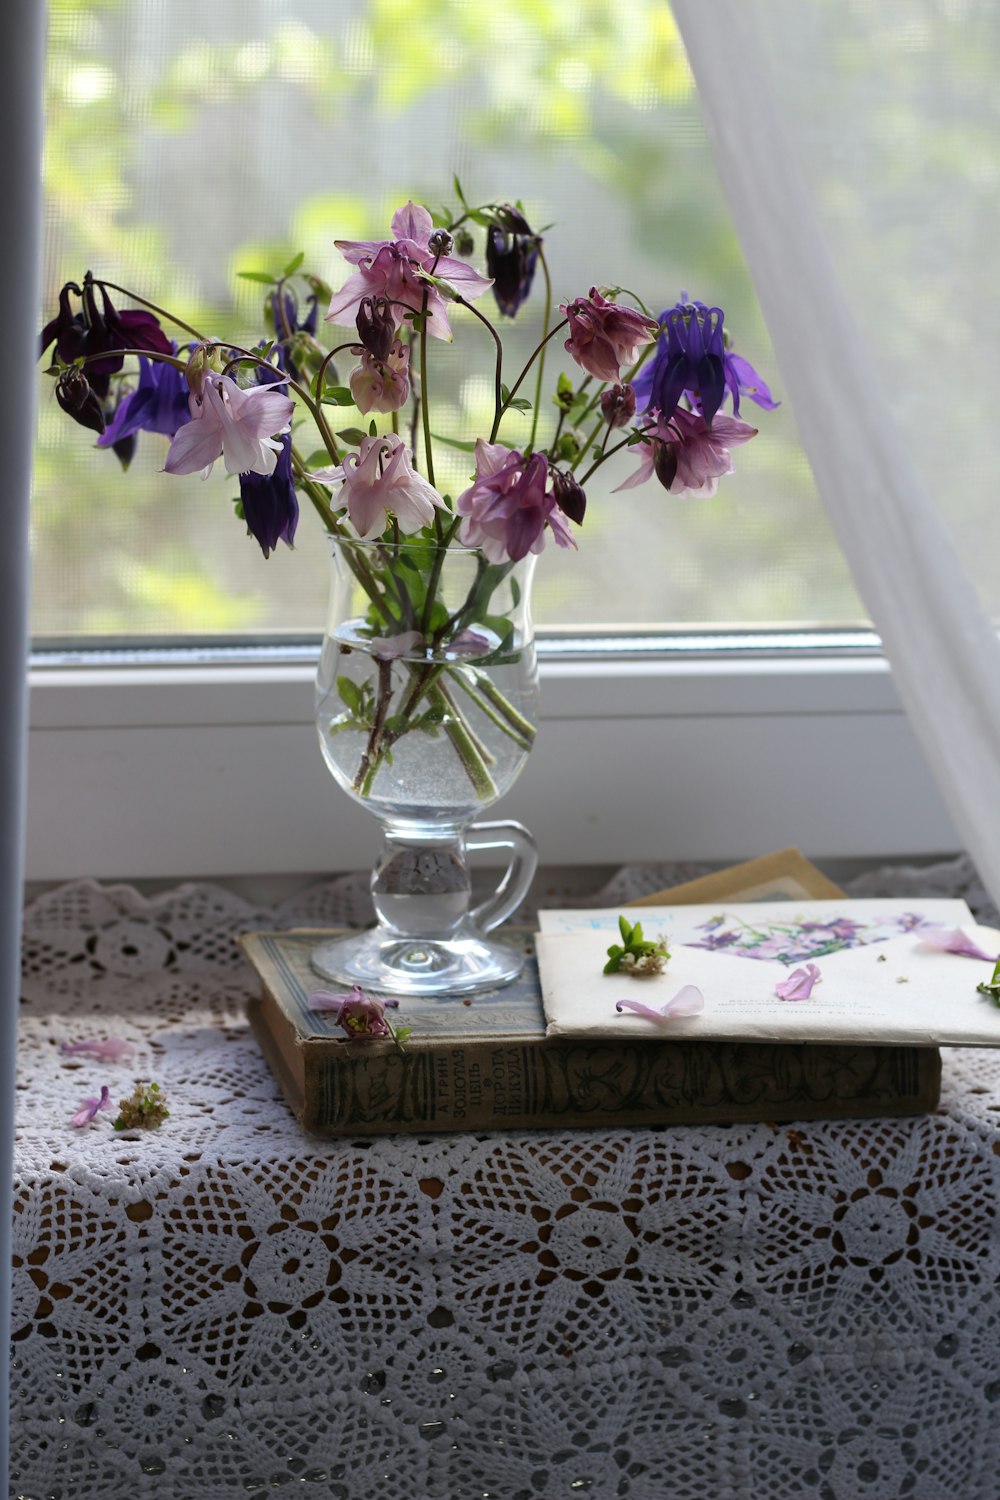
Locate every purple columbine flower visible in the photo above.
<box><xmin>775</xmin><ymin>963</ymin><xmax>822</xmax><ymax>1000</ymax></box>
<box><xmin>71</xmin><ymin>1084</ymin><xmax>114</xmax><ymax>1128</ymax></box>
<box><xmin>616</xmin><ymin>985</ymin><xmax>705</xmax><ymax>1021</ymax></box>
<box><xmin>916</xmin><ymin>926</ymin><xmax>1000</xmax><ymax>961</ymax></box>
<box><xmin>239</xmin><ymin>431</ymin><xmax>299</xmax><ymax>558</ymax></box>
<box><xmin>633</xmin><ymin>300</ymin><xmax>727</xmax><ymax>428</ymax></box>
<box><xmin>485</xmin><ymin>205</ymin><xmax>540</xmax><ymax>318</ymax></box>
<box><xmin>307</xmin><ymin>984</ymin><xmax>400</xmax><ymax>1039</ymax></box>
<box><xmin>633</xmin><ymin>298</ymin><xmax>778</xmax><ymax>428</ymax></box>
<box><xmin>97</xmin><ymin>348</ymin><xmax>191</xmax><ymax>459</ymax></box>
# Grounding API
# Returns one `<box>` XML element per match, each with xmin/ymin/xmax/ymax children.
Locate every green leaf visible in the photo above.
<box><xmin>335</xmin><ymin>427</ymin><xmax>368</xmax><ymax>446</ymax></box>
<box><xmin>619</xmin><ymin>914</ymin><xmax>632</xmax><ymax>944</ymax></box>
<box><xmin>627</xmin><ymin>430</ymin><xmax>649</xmax><ymax>446</ymax></box>
<box><xmin>557</xmin><ymin>372</ymin><xmax>574</xmax><ymax>396</ymax></box>
<box><xmin>282</xmin><ymin>250</ymin><xmax>305</xmax><ymax>277</ymax></box>
<box><xmin>336</xmin><ymin>676</ymin><xmax>362</xmax><ymax>715</ymax></box>
<box><xmin>508</xmin><ymin>397</ymin><xmax>532</xmax><ymax>412</ymax></box>
<box><xmin>303</xmin><ymin>448</ymin><xmax>335</xmax><ymax>469</ymax></box>
<box><xmin>322</xmin><ymin>387</ymin><xmax>356</xmax><ymax>406</ymax></box>
<box><xmin>510</xmin><ymin>576</ymin><xmax>521</xmax><ymax>607</ymax></box>
<box><xmin>500</xmin><ymin>382</ymin><xmax>511</xmax><ymax>404</ymax></box>
<box><xmin>237</xmin><ymin>270</ymin><xmax>277</xmax><ymax>285</ymax></box>
<box><xmin>430</xmin><ymin>431</ymin><xmax>478</xmax><ymax>454</ymax></box>
<box><xmin>369</xmin><ymin>419</ymin><xmax>378</xmax><ymax>436</ymax></box>
<box><xmin>452</xmin><ymin>174</ymin><xmax>468</xmax><ymax>209</ymax></box>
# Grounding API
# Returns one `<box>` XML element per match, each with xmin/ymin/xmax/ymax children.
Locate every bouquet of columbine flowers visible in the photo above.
<box><xmin>39</xmin><ymin>186</ymin><xmax>776</xmax><ymax>801</ymax></box>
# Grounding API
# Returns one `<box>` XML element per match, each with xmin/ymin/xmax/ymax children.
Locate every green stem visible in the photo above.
<box><xmin>96</xmin><ymin>280</ymin><xmax>209</xmax><ymax>343</ymax></box>
<box><xmin>529</xmin><ymin>247</ymin><xmax>552</xmax><ymax>451</ymax></box>
<box><xmin>449</xmin><ymin>670</ymin><xmax>534</xmax><ymax>750</ymax></box>
<box><xmin>578</xmin><ymin>422</ymin><xmax>658</xmax><ymax>486</ymax></box>
<box><xmin>454</xmin><ymin>294</ymin><xmax>504</xmax><ymax>443</ymax></box>
<box><xmin>418</xmin><ymin>289</ymin><xmax>435</xmax><ymax>487</ymax></box>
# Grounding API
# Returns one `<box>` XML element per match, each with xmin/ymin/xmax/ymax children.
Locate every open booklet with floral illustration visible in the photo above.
<box><xmin>535</xmin><ymin>899</ymin><xmax>1000</xmax><ymax>1046</ymax></box>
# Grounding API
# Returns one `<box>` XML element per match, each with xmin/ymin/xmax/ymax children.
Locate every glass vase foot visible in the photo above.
<box><xmin>309</xmin><ymin>928</ymin><xmax>527</xmax><ymax>998</ymax></box>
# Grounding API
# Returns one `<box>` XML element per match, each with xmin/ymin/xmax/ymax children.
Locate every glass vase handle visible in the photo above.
<box><xmin>467</xmin><ymin>820</ymin><xmax>538</xmax><ymax>933</ymax></box>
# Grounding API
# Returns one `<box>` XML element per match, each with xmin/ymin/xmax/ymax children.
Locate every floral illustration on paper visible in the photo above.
<box><xmin>687</xmin><ymin>910</ymin><xmax>931</xmax><ymax>966</ymax></box>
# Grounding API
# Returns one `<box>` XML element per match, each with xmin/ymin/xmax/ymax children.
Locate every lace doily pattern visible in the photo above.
<box><xmin>13</xmin><ymin>865</ymin><xmax>1000</xmax><ymax>1499</ymax></box>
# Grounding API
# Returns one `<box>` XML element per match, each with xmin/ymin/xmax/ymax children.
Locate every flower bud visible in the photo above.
<box><xmin>55</xmin><ymin>367</ymin><xmax>106</xmax><ymax>434</ymax></box>
<box><xmin>600</xmin><ymin>382</ymin><xmax>637</xmax><ymax>429</ymax></box>
<box><xmin>551</xmin><ymin>469</ymin><xmax>587</xmax><ymax>526</ymax></box>
<box><xmin>454</xmin><ymin>228</ymin><xmax>475</xmax><ymax>257</ymax></box>
<box><xmin>427</xmin><ymin>228</ymin><xmax>454</xmax><ymax>258</ymax></box>
<box><xmin>355</xmin><ymin>295</ymin><xmax>396</xmax><ymax>363</ymax></box>
<box><xmin>652</xmin><ymin>438</ymin><xmax>679</xmax><ymax>492</ymax></box>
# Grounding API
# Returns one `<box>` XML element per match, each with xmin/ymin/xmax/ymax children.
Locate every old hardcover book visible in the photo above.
<box><xmin>240</xmin><ymin>916</ymin><xmax>942</xmax><ymax>1137</ymax></box>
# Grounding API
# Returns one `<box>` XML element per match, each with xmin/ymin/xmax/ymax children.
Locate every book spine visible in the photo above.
<box><xmin>301</xmin><ymin>1037</ymin><xmax>941</xmax><ymax>1135</ymax></box>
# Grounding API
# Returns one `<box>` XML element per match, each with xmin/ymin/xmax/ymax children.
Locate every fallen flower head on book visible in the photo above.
<box><xmin>604</xmin><ymin>915</ymin><xmax>670</xmax><ymax>977</ymax></box>
<box><xmin>308</xmin><ymin>984</ymin><xmax>413</xmax><ymax>1054</ymax></box>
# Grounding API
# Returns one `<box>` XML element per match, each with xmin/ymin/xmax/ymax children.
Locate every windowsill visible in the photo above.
<box><xmin>25</xmin><ymin>633</ymin><xmax>960</xmax><ymax>882</ymax></box>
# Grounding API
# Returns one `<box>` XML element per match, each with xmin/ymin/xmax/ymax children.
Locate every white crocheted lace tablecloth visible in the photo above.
<box><xmin>12</xmin><ymin>858</ymin><xmax>1000</xmax><ymax>1500</ymax></box>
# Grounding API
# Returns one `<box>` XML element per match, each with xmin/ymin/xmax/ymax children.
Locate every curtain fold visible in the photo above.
<box><xmin>670</xmin><ymin>0</ymin><xmax>1000</xmax><ymax>908</ymax></box>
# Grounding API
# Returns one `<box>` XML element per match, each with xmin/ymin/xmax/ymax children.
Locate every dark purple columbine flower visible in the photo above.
<box><xmin>485</xmin><ymin>205</ymin><xmax>540</xmax><ymax>318</ymax></box>
<box><xmin>355</xmin><ymin>295</ymin><xmax>396</xmax><ymax>363</ymax></box>
<box><xmin>633</xmin><ymin>298</ymin><xmax>778</xmax><ymax>428</ymax></box>
<box><xmin>97</xmin><ymin>350</ymin><xmax>191</xmax><ymax>462</ymax></box>
<box><xmin>238</xmin><ymin>430</ymin><xmax>298</xmax><ymax>558</ymax></box>
<box><xmin>40</xmin><ymin>275</ymin><xmax>173</xmax><ymax>398</ymax></box>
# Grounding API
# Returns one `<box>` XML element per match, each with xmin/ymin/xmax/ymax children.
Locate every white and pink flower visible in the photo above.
<box><xmin>164</xmin><ymin>372</ymin><xmax>294</xmax><ymax>479</ymax></box>
<box><xmin>311</xmin><ymin>433</ymin><xmax>447</xmax><ymax>539</ymax></box>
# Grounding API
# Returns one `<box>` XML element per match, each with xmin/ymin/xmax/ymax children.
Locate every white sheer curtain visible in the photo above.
<box><xmin>671</xmin><ymin>0</ymin><xmax>1000</xmax><ymax>908</ymax></box>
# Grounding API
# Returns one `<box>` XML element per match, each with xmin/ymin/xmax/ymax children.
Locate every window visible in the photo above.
<box><xmin>37</xmin><ymin>0</ymin><xmax>862</xmax><ymax>642</ymax></box>
<box><xmin>30</xmin><ymin>1</ymin><xmax>970</xmax><ymax>878</ymax></box>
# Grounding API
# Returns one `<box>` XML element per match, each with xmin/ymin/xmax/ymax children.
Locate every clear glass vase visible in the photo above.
<box><xmin>311</xmin><ymin>537</ymin><xmax>540</xmax><ymax>996</ymax></box>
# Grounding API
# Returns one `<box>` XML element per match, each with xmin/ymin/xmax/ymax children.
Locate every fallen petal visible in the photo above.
<box><xmin>916</xmin><ymin>925</ymin><xmax>999</xmax><ymax>961</ymax></box>
<box><xmin>71</xmin><ymin>1084</ymin><xmax>113</xmax><ymax>1128</ymax></box>
<box><xmin>775</xmin><ymin>963</ymin><xmax>822</xmax><ymax>1000</ymax></box>
<box><xmin>60</xmin><ymin>1038</ymin><xmax>136</xmax><ymax>1062</ymax></box>
<box><xmin>616</xmin><ymin>985</ymin><xmax>704</xmax><ymax>1021</ymax></box>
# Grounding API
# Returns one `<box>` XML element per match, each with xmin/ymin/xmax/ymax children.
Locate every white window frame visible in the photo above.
<box><xmin>26</xmin><ymin>632</ymin><xmax>959</xmax><ymax>881</ymax></box>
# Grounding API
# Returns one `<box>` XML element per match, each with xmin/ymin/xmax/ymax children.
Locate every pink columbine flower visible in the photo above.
<box><xmin>325</xmin><ymin>201</ymin><xmax>493</xmax><ymax>342</ymax></box>
<box><xmin>71</xmin><ymin>1084</ymin><xmax>114</xmax><ymax>1128</ymax></box>
<box><xmin>349</xmin><ymin>339</ymin><xmax>411</xmax><ymax>415</ymax></box>
<box><xmin>615</xmin><ymin>985</ymin><xmax>705</xmax><ymax>1021</ymax></box>
<box><xmin>456</xmin><ymin>438</ymin><xmax>576</xmax><ymax>563</ymax></box>
<box><xmin>310</xmin><ymin>433</ymin><xmax>447</xmax><ymax>539</ymax></box>
<box><xmin>60</xmin><ymin>1038</ymin><xmax>136</xmax><ymax>1063</ymax></box>
<box><xmin>307</xmin><ymin>984</ymin><xmax>400</xmax><ymax>1039</ymax></box>
<box><xmin>561</xmin><ymin>288</ymin><xmax>658</xmax><ymax>384</ymax></box>
<box><xmin>163</xmin><ymin>372</ymin><xmax>294</xmax><ymax>479</ymax></box>
<box><xmin>916</xmin><ymin>925</ymin><xmax>999</xmax><ymax>961</ymax></box>
<box><xmin>775</xmin><ymin>963</ymin><xmax>822</xmax><ymax>1000</ymax></box>
<box><xmin>615</xmin><ymin>406</ymin><xmax>758</xmax><ymax>499</ymax></box>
